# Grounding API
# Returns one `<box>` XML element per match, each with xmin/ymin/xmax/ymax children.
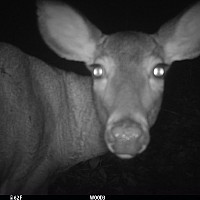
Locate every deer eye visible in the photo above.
<box><xmin>153</xmin><ymin>63</ymin><xmax>169</xmax><ymax>79</ymax></box>
<box><xmin>91</xmin><ymin>64</ymin><xmax>105</xmax><ymax>79</ymax></box>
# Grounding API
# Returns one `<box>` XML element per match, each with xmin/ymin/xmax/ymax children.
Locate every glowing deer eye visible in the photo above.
<box><xmin>153</xmin><ymin>64</ymin><xmax>169</xmax><ymax>78</ymax></box>
<box><xmin>92</xmin><ymin>64</ymin><xmax>104</xmax><ymax>78</ymax></box>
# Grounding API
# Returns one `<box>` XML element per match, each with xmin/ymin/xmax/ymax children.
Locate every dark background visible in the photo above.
<box><xmin>1</xmin><ymin>0</ymin><xmax>200</xmax><ymax>195</ymax></box>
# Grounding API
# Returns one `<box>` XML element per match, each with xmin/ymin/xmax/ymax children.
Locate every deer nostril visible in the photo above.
<box><xmin>105</xmin><ymin>121</ymin><xmax>150</xmax><ymax>158</ymax></box>
<box><xmin>111</xmin><ymin>123</ymin><xmax>142</xmax><ymax>141</ymax></box>
<box><xmin>138</xmin><ymin>143</ymin><xmax>147</xmax><ymax>153</ymax></box>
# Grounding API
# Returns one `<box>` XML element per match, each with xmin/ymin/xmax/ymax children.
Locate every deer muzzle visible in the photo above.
<box><xmin>105</xmin><ymin>118</ymin><xmax>150</xmax><ymax>159</ymax></box>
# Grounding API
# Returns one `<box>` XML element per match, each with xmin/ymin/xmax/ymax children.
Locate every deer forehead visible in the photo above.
<box><xmin>93</xmin><ymin>32</ymin><xmax>164</xmax><ymax>98</ymax></box>
<box><xmin>95</xmin><ymin>32</ymin><xmax>162</xmax><ymax>73</ymax></box>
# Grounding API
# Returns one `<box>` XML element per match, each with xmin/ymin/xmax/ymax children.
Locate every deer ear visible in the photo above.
<box><xmin>37</xmin><ymin>2</ymin><xmax>103</xmax><ymax>63</ymax></box>
<box><xmin>155</xmin><ymin>3</ymin><xmax>200</xmax><ymax>63</ymax></box>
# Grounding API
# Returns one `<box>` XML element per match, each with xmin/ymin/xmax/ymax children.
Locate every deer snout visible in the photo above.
<box><xmin>105</xmin><ymin>119</ymin><xmax>150</xmax><ymax>159</ymax></box>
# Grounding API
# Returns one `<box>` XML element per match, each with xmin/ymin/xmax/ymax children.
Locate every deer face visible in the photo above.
<box><xmin>87</xmin><ymin>32</ymin><xmax>169</xmax><ymax>158</ymax></box>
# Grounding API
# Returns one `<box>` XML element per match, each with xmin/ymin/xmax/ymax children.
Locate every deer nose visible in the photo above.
<box><xmin>105</xmin><ymin>119</ymin><xmax>150</xmax><ymax>159</ymax></box>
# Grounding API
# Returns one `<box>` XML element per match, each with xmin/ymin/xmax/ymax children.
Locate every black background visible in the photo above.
<box><xmin>1</xmin><ymin>0</ymin><xmax>200</xmax><ymax>195</ymax></box>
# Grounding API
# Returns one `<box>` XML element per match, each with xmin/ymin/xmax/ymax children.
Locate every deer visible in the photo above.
<box><xmin>0</xmin><ymin>0</ymin><xmax>199</xmax><ymax>195</ymax></box>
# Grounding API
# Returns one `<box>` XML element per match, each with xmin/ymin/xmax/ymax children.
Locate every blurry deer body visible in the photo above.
<box><xmin>0</xmin><ymin>1</ymin><xmax>200</xmax><ymax>194</ymax></box>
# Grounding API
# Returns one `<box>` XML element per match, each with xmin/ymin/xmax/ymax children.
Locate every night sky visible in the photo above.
<box><xmin>1</xmin><ymin>0</ymin><xmax>200</xmax><ymax>195</ymax></box>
